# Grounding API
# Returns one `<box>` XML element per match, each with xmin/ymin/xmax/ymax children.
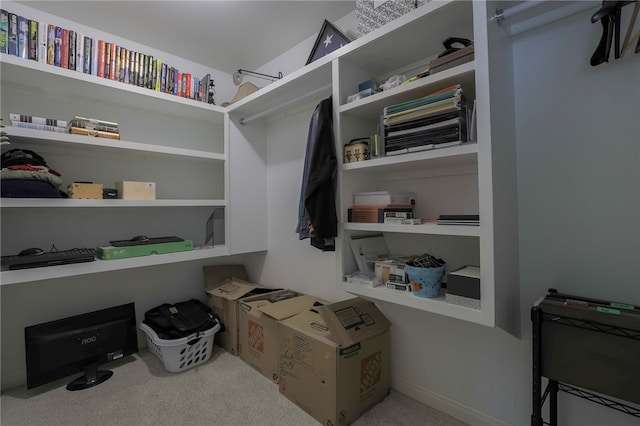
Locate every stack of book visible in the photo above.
<box><xmin>382</xmin><ymin>84</ymin><xmax>468</xmax><ymax>156</ymax></box>
<box><xmin>9</xmin><ymin>113</ymin><xmax>68</xmax><ymax>133</ymax></box>
<box><xmin>428</xmin><ymin>43</ymin><xmax>475</xmax><ymax>75</ymax></box>
<box><xmin>436</xmin><ymin>214</ymin><xmax>479</xmax><ymax>226</ymax></box>
<box><xmin>69</xmin><ymin>116</ymin><xmax>120</xmax><ymax>140</ymax></box>
<box><xmin>348</xmin><ymin>191</ymin><xmax>418</xmax><ymax>224</ymax></box>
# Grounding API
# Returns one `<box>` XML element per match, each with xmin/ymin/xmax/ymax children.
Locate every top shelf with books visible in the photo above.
<box><xmin>338</xmin><ymin>61</ymin><xmax>476</xmax><ymax>120</ymax></box>
<box><xmin>0</xmin><ymin>54</ymin><xmax>225</xmax><ymax>124</ymax></box>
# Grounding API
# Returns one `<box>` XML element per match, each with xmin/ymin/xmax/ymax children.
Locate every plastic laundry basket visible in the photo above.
<box><xmin>140</xmin><ymin>320</ymin><xmax>221</xmax><ymax>373</ymax></box>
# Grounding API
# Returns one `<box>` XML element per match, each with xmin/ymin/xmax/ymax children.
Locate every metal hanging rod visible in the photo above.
<box><xmin>239</xmin><ymin>83</ymin><xmax>332</xmax><ymax>126</ymax></box>
<box><xmin>490</xmin><ymin>1</ymin><xmax>550</xmax><ymax>25</ymax></box>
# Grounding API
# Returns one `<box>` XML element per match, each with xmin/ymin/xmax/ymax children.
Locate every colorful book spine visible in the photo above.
<box><xmin>0</xmin><ymin>9</ymin><xmax>8</xmax><ymax>54</ymax></box>
<box><xmin>7</xmin><ymin>13</ymin><xmax>17</xmax><ymax>55</ymax></box>
<box><xmin>60</xmin><ymin>28</ymin><xmax>69</xmax><ymax>68</ymax></box>
<box><xmin>28</xmin><ymin>19</ymin><xmax>37</xmax><ymax>60</ymax></box>
<box><xmin>75</xmin><ymin>31</ymin><xmax>83</xmax><ymax>72</ymax></box>
<box><xmin>67</xmin><ymin>30</ymin><xmax>76</xmax><ymax>70</ymax></box>
<box><xmin>17</xmin><ymin>15</ymin><xmax>28</xmax><ymax>58</ymax></box>
<box><xmin>53</xmin><ymin>26</ymin><xmax>62</xmax><ymax>67</ymax></box>
<box><xmin>91</xmin><ymin>38</ymin><xmax>98</xmax><ymax>75</ymax></box>
<box><xmin>46</xmin><ymin>24</ymin><xmax>55</xmax><ymax>65</ymax></box>
<box><xmin>83</xmin><ymin>36</ymin><xmax>92</xmax><ymax>74</ymax></box>
<box><xmin>110</xmin><ymin>42</ymin><xmax>117</xmax><ymax>79</ymax></box>
<box><xmin>97</xmin><ymin>40</ymin><xmax>106</xmax><ymax>77</ymax></box>
<box><xmin>37</xmin><ymin>21</ymin><xmax>47</xmax><ymax>63</ymax></box>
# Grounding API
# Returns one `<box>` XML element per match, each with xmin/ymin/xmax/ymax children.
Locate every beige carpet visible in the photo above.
<box><xmin>1</xmin><ymin>347</ymin><xmax>467</xmax><ymax>426</ymax></box>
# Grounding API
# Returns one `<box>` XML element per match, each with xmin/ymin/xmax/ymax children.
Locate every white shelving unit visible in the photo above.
<box><xmin>1</xmin><ymin>1</ymin><xmax>518</xmax><ymax>332</ymax></box>
<box><xmin>332</xmin><ymin>1</ymin><xmax>518</xmax><ymax>331</ymax></box>
<box><xmin>0</xmin><ymin>7</ymin><xmax>231</xmax><ymax>285</ymax></box>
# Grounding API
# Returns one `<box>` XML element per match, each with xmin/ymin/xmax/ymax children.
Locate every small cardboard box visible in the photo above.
<box><xmin>278</xmin><ymin>297</ymin><xmax>391</xmax><ymax>426</ymax></box>
<box><xmin>205</xmin><ymin>277</ymin><xmax>281</xmax><ymax>356</ymax></box>
<box><xmin>115</xmin><ymin>180</ymin><xmax>156</xmax><ymax>200</ymax></box>
<box><xmin>68</xmin><ymin>182</ymin><xmax>103</xmax><ymax>199</ymax></box>
<box><xmin>238</xmin><ymin>292</ymin><xmax>326</xmax><ymax>383</ymax></box>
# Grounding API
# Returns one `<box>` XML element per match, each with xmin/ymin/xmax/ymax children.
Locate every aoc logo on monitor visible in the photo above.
<box><xmin>80</xmin><ymin>335</ymin><xmax>97</xmax><ymax>345</ymax></box>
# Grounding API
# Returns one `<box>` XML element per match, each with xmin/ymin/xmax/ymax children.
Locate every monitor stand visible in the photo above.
<box><xmin>66</xmin><ymin>363</ymin><xmax>113</xmax><ymax>391</ymax></box>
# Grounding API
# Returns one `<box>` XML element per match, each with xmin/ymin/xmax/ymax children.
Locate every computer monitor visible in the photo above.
<box><xmin>25</xmin><ymin>302</ymin><xmax>138</xmax><ymax>391</ymax></box>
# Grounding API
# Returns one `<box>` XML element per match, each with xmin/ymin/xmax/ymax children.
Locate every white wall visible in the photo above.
<box><xmin>252</xmin><ymin>5</ymin><xmax>640</xmax><ymax>426</ymax></box>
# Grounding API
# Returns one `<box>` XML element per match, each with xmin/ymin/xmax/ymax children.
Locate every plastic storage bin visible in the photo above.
<box><xmin>140</xmin><ymin>320</ymin><xmax>221</xmax><ymax>373</ymax></box>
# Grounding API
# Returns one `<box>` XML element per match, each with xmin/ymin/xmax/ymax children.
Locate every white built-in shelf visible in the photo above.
<box><xmin>226</xmin><ymin>58</ymin><xmax>333</xmax><ymax>124</ymax></box>
<box><xmin>343</xmin><ymin>221</ymin><xmax>480</xmax><ymax>237</ymax></box>
<box><xmin>338</xmin><ymin>281</ymin><xmax>482</xmax><ymax>323</ymax></box>
<box><xmin>342</xmin><ymin>143</ymin><xmax>478</xmax><ymax>173</ymax></box>
<box><xmin>0</xmin><ymin>53</ymin><xmax>225</xmax><ymax>124</ymax></box>
<box><xmin>339</xmin><ymin>61</ymin><xmax>476</xmax><ymax>119</ymax></box>
<box><xmin>0</xmin><ymin>245</ymin><xmax>227</xmax><ymax>286</ymax></box>
<box><xmin>0</xmin><ymin>198</ymin><xmax>226</xmax><ymax>208</ymax></box>
<box><xmin>3</xmin><ymin>127</ymin><xmax>225</xmax><ymax>162</ymax></box>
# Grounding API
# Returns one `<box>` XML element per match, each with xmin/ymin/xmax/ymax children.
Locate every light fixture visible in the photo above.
<box><xmin>232</xmin><ymin>69</ymin><xmax>283</xmax><ymax>86</ymax></box>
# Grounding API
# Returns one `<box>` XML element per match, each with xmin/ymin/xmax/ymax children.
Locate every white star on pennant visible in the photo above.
<box><xmin>323</xmin><ymin>34</ymin><xmax>333</xmax><ymax>48</ymax></box>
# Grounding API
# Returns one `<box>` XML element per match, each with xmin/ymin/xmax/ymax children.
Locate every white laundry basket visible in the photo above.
<box><xmin>140</xmin><ymin>321</ymin><xmax>221</xmax><ymax>373</ymax></box>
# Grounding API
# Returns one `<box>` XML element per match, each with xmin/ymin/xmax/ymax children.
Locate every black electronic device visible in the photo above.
<box><xmin>19</xmin><ymin>247</ymin><xmax>44</xmax><ymax>256</ymax></box>
<box><xmin>1</xmin><ymin>248</ymin><xmax>96</xmax><ymax>270</ymax></box>
<box><xmin>25</xmin><ymin>302</ymin><xmax>139</xmax><ymax>390</ymax></box>
<box><xmin>108</xmin><ymin>235</ymin><xmax>184</xmax><ymax>247</ymax></box>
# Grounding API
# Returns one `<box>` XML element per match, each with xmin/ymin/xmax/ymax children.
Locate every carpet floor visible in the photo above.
<box><xmin>1</xmin><ymin>347</ymin><xmax>468</xmax><ymax>426</ymax></box>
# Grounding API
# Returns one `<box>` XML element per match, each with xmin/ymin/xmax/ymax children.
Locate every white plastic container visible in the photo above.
<box><xmin>140</xmin><ymin>321</ymin><xmax>221</xmax><ymax>373</ymax></box>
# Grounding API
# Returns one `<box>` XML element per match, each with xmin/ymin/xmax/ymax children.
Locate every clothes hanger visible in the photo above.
<box><xmin>590</xmin><ymin>1</ymin><xmax>634</xmax><ymax>66</ymax></box>
<box><xmin>620</xmin><ymin>1</ymin><xmax>640</xmax><ymax>56</ymax></box>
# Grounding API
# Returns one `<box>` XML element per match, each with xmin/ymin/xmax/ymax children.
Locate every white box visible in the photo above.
<box><xmin>353</xmin><ymin>191</ymin><xmax>416</xmax><ymax>206</ymax></box>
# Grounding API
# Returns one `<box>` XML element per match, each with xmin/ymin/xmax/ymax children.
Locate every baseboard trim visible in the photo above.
<box><xmin>391</xmin><ymin>375</ymin><xmax>513</xmax><ymax>426</ymax></box>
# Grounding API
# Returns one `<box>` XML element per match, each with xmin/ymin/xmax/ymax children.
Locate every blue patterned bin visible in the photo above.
<box><xmin>405</xmin><ymin>264</ymin><xmax>445</xmax><ymax>298</ymax></box>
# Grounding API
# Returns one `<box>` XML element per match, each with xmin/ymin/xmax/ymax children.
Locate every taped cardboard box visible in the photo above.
<box><xmin>206</xmin><ymin>278</ymin><xmax>282</xmax><ymax>356</ymax></box>
<box><xmin>278</xmin><ymin>297</ymin><xmax>391</xmax><ymax>426</ymax></box>
<box><xmin>238</xmin><ymin>292</ymin><xmax>326</xmax><ymax>383</ymax></box>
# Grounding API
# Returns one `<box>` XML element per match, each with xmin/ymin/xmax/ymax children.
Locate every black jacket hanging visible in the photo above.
<box><xmin>296</xmin><ymin>97</ymin><xmax>338</xmax><ymax>251</ymax></box>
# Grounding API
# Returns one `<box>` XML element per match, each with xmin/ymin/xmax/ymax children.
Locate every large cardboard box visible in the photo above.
<box><xmin>238</xmin><ymin>292</ymin><xmax>325</xmax><ymax>383</ymax></box>
<box><xmin>206</xmin><ymin>278</ymin><xmax>282</xmax><ymax>355</ymax></box>
<box><xmin>278</xmin><ymin>297</ymin><xmax>391</xmax><ymax>426</ymax></box>
<box><xmin>203</xmin><ymin>265</ymin><xmax>281</xmax><ymax>356</ymax></box>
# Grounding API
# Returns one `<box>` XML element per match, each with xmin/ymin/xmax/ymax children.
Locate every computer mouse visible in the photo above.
<box><xmin>131</xmin><ymin>235</ymin><xmax>150</xmax><ymax>242</ymax></box>
<box><xmin>19</xmin><ymin>247</ymin><xmax>44</xmax><ymax>256</ymax></box>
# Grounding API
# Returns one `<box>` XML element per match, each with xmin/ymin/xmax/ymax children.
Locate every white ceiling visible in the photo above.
<box><xmin>18</xmin><ymin>1</ymin><xmax>357</xmax><ymax>75</ymax></box>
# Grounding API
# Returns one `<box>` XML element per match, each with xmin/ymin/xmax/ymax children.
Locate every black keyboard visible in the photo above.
<box><xmin>1</xmin><ymin>248</ymin><xmax>97</xmax><ymax>270</ymax></box>
<box><xmin>109</xmin><ymin>236</ymin><xmax>184</xmax><ymax>247</ymax></box>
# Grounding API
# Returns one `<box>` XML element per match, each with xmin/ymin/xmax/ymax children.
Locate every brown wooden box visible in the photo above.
<box><xmin>68</xmin><ymin>182</ymin><xmax>103</xmax><ymax>199</ymax></box>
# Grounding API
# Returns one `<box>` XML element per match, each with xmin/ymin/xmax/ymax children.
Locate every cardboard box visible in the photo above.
<box><xmin>68</xmin><ymin>182</ymin><xmax>103</xmax><ymax>199</ymax></box>
<box><xmin>115</xmin><ymin>180</ymin><xmax>156</xmax><ymax>200</ymax></box>
<box><xmin>347</xmin><ymin>206</ymin><xmax>414</xmax><ymax>223</ymax></box>
<box><xmin>238</xmin><ymin>292</ymin><xmax>326</xmax><ymax>383</ymax></box>
<box><xmin>205</xmin><ymin>276</ymin><xmax>281</xmax><ymax>356</ymax></box>
<box><xmin>278</xmin><ymin>297</ymin><xmax>391</xmax><ymax>426</ymax></box>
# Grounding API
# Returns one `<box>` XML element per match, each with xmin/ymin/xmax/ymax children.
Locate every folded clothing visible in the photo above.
<box><xmin>1</xmin><ymin>179</ymin><xmax>64</xmax><ymax>198</ymax></box>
